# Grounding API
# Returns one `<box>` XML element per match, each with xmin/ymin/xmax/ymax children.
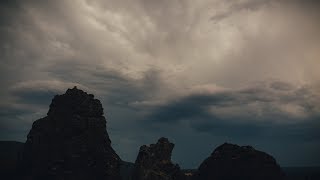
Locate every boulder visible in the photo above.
<box><xmin>193</xmin><ymin>143</ymin><xmax>285</xmax><ymax>180</ymax></box>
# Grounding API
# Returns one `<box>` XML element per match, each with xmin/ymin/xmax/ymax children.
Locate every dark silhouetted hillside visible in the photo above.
<box><xmin>0</xmin><ymin>141</ymin><xmax>24</xmax><ymax>179</ymax></box>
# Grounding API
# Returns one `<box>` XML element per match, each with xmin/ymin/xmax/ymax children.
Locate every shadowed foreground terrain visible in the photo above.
<box><xmin>0</xmin><ymin>87</ymin><xmax>318</xmax><ymax>179</ymax></box>
<box><xmin>0</xmin><ymin>141</ymin><xmax>24</xmax><ymax>179</ymax></box>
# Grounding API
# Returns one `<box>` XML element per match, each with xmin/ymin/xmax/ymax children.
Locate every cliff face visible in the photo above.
<box><xmin>193</xmin><ymin>143</ymin><xmax>285</xmax><ymax>180</ymax></box>
<box><xmin>133</xmin><ymin>137</ymin><xmax>185</xmax><ymax>180</ymax></box>
<box><xmin>21</xmin><ymin>87</ymin><xmax>121</xmax><ymax>180</ymax></box>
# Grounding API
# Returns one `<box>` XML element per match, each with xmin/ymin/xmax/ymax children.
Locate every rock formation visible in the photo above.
<box><xmin>133</xmin><ymin>137</ymin><xmax>185</xmax><ymax>180</ymax></box>
<box><xmin>193</xmin><ymin>143</ymin><xmax>285</xmax><ymax>180</ymax></box>
<box><xmin>21</xmin><ymin>87</ymin><xmax>121</xmax><ymax>180</ymax></box>
<box><xmin>0</xmin><ymin>141</ymin><xmax>24</xmax><ymax>179</ymax></box>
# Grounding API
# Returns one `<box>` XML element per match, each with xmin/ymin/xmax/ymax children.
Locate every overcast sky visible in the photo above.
<box><xmin>1</xmin><ymin>0</ymin><xmax>320</xmax><ymax>168</ymax></box>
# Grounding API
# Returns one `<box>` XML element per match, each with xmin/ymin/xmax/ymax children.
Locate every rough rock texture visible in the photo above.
<box><xmin>0</xmin><ymin>141</ymin><xmax>24</xmax><ymax>179</ymax></box>
<box><xmin>193</xmin><ymin>143</ymin><xmax>285</xmax><ymax>180</ymax></box>
<box><xmin>133</xmin><ymin>137</ymin><xmax>185</xmax><ymax>180</ymax></box>
<box><xmin>21</xmin><ymin>87</ymin><xmax>121</xmax><ymax>180</ymax></box>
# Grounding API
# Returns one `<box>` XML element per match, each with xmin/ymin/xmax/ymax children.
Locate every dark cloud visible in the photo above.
<box><xmin>270</xmin><ymin>81</ymin><xmax>295</xmax><ymax>91</ymax></box>
<box><xmin>210</xmin><ymin>0</ymin><xmax>273</xmax><ymax>22</ymax></box>
<box><xmin>0</xmin><ymin>106</ymin><xmax>41</xmax><ymax>141</ymax></box>
<box><xmin>0</xmin><ymin>106</ymin><xmax>33</xmax><ymax>118</ymax></box>
<box><xmin>210</xmin><ymin>0</ymin><xmax>320</xmax><ymax>22</ymax></box>
<box><xmin>143</xmin><ymin>80</ymin><xmax>320</xmax><ymax>141</ymax></box>
<box><xmin>11</xmin><ymin>89</ymin><xmax>57</xmax><ymax>106</ymax></box>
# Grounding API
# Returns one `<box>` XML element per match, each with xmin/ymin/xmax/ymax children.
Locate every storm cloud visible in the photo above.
<box><xmin>142</xmin><ymin>80</ymin><xmax>320</xmax><ymax>138</ymax></box>
<box><xmin>1</xmin><ymin>0</ymin><xmax>320</xmax><ymax>168</ymax></box>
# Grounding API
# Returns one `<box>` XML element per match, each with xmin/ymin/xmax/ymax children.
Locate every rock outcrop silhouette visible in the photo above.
<box><xmin>133</xmin><ymin>137</ymin><xmax>185</xmax><ymax>180</ymax></box>
<box><xmin>21</xmin><ymin>87</ymin><xmax>121</xmax><ymax>180</ymax></box>
<box><xmin>193</xmin><ymin>143</ymin><xmax>285</xmax><ymax>180</ymax></box>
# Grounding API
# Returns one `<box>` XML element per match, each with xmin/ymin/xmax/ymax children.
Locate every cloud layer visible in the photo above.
<box><xmin>1</xmin><ymin>0</ymin><xmax>320</xmax><ymax>168</ymax></box>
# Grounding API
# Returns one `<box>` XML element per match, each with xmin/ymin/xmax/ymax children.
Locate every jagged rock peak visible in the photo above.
<box><xmin>133</xmin><ymin>137</ymin><xmax>185</xmax><ymax>180</ymax></box>
<box><xmin>194</xmin><ymin>142</ymin><xmax>285</xmax><ymax>180</ymax></box>
<box><xmin>47</xmin><ymin>86</ymin><xmax>103</xmax><ymax>117</ymax></box>
<box><xmin>137</xmin><ymin>137</ymin><xmax>174</xmax><ymax>163</ymax></box>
